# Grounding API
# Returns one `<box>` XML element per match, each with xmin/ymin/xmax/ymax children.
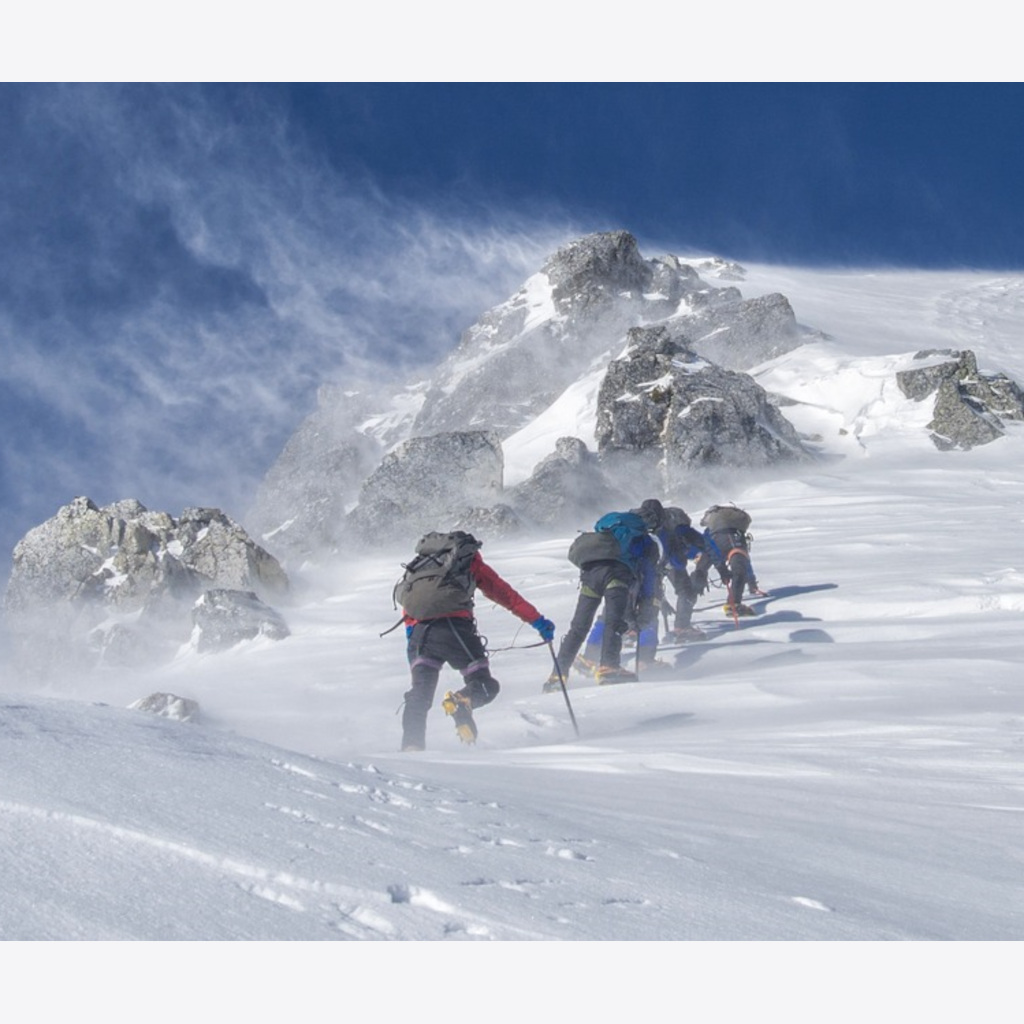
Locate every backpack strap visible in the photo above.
<box><xmin>379</xmin><ymin>615</ymin><xmax>407</xmax><ymax>637</ymax></box>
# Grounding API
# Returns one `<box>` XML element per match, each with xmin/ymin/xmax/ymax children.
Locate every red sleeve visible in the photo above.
<box><xmin>470</xmin><ymin>553</ymin><xmax>541</xmax><ymax>624</ymax></box>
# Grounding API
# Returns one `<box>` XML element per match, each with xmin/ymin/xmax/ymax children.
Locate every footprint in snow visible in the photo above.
<box><xmin>546</xmin><ymin>846</ymin><xmax>594</xmax><ymax>862</ymax></box>
<box><xmin>792</xmin><ymin>896</ymin><xmax>833</xmax><ymax>912</ymax></box>
<box><xmin>386</xmin><ymin>884</ymin><xmax>455</xmax><ymax>913</ymax></box>
<box><xmin>269</xmin><ymin>759</ymin><xmax>322</xmax><ymax>780</ymax></box>
<box><xmin>519</xmin><ymin>710</ymin><xmax>559</xmax><ymax>728</ymax></box>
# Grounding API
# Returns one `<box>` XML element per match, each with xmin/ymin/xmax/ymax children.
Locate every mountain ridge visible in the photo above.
<box><xmin>246</xmin><ymin>231</ymin><xmax>821</xmax><ymax>563</ymax></box>
<box><xmin>246</xmin><ymin>231</ymin><xmax>1023</xmax><ymax>568</ymax></box>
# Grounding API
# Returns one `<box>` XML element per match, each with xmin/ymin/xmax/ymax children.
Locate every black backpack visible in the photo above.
<box><xmin>660</xmin><ymin>506</ymin><xmax>692</xmax><ymax>532</ymax></box>
<box><xmin>567</xmin><ymin>530</ymin><xmax>623</xmax><ymax>569</ymax></box>
<box><xmin>393</xmin><ymin>531</ymin><xmax>483</xmax><ymax>620</ymax></box>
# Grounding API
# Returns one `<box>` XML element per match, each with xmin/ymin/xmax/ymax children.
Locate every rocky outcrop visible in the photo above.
<box><xmin>543</xmin><ymin>229</ymin><xmax>655</xmax><ymax>317</ymax></box>
<box><xmin>3</xmin><ymin>497</ymin><xmax>289</xmax><ymax>676</ymax></box>
<box><xmin>688</xmin><ymin>291</ymin><xmax>808</xmax><ymax>371</ymax></box>
<box><xmin>896</xmin><ymin>351</ymin><xmax>963</xmax><ymax>401</ymax></box>
<box><xmin>190</xmin><ymin>589</ymin><xmax>290</xmax><ymax>653</ymax></box>
<box><xmin>896</xmin><ymin>349</ymin><xmax>1024</xmax><ymax>450</ymax></box>
<box><xmin>247</xmin><ymin>230</ymin><xmax>818</xmax><ymax>563</ymax></box>
<box><xmin>5</xmin><ymin>497</ymin><xmax>188</xmax><ymax>615</ymax></box>
<box><xmin>5</xmin><ymin>498</ymin><xmax>287</xmax><ymax>612</ymax></box>
<box><xmin>689</xmin><ymin>256</ymin><xmax>748</xmax><ymax>281</ymax></box>
<box><xmin>174</xmin><ymin>507</ymin><xmax>289</xmax><ymax>597</ymax></box>
<box><xmin>595</xmin><ymin>327</ymin><xmax>812</xmax><ymax>490</ymax></box>
<box><xmin>247</xmin><ymin>384</ymin><xmax>387</xmax><ymax>565</ymax></box>
<box><xmin>410</xmin><ymin>231</ymin><xmax>752</xmax><ymax>439</ymax></box>
<box><xmin>448</xmin><ymin>504</ymin><xmax>522</xmax><ymax>540</ymax></box>
<box><xmin>347</xmin><ymin>431</ymin><xmax>504</xmax><ymax>543</ymax></box>
<box><xmin>505</xmin><ymin>437</ymin><xmax>630</xmax><ymax>529</ymax></box>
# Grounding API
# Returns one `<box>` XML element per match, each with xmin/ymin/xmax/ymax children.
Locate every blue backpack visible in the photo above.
<box><xmin>593</xmin><ymin>511</ymin><xmax>650</xmax><ymax>571</ymax></box>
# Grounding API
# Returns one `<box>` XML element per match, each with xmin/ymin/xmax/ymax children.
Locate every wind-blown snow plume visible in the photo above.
<box><xmin>0</xmin><ymin>84</ymin><xmax>576</xmax><ymax>576</ymax></box>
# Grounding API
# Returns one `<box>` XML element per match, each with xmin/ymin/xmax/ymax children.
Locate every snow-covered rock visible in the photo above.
<box><xmin>687</xmin><ymin>291</ymin><xmax>809</xmax><ymax>370</ymax></box>
<box><xmin>173</xmin><ymin>507</ymin><xmax>289</xmax><ymax>598</ymax></box>
<box><xmin>190</xmin><ymin>589</ymin><xmax>290</xmax><ymax>653</ymax></box>
<box><xmin>896</xmin><ymin>349</ymin><xmax>1024</xmax><ymax>450</ymax></box>
<box><xmin>410</xmin><ymin>230</ymin><xmax>747</xmax><ymax>438</ymax></box>
<box><xmin>505</xmin><ymin>437</ymin><xmax>629</xmax><ymax>530</ymax></box>
<box><xmin>3</xmin><ymin>497</ymin><xmax>289</xmax><ymax>676</ymax></box>
<box><xmin>448</xmin><ymin>503</ymin><xmax>523</xmax><ymax>540</ymax></box>
<box><xmin>129</xmin><ymin>692</ymin><xmax>201</xmax><ymax>722</ymax></box>
<box><xmin>595</xmin><ymin>326</ymin><xmax>812</xmax><ymax>491</ymax></box>
<box><xmin>347</xmin><ymin>430</ymin><xmax>504</xmax><ymax>542</ymax></box>
<box><xmin>246</xmin><ymin>384</ymin><xmax>387</xmax><ymax>566</ymax></box>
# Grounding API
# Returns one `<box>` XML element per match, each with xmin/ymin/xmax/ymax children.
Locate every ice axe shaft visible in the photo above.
<box><xmin>546</xmin><ymin>641</ymin><xmax>580</xmax><ymax>737</ymax></box>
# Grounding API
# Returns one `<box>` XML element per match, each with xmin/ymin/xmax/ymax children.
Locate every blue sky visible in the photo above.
<box><xmin>282</xmin><ymin>82</ymin><xmax>1024</xmax><ymax>269</ymax></box>
<box><xmin>2</xmin><ymin>82</ymin><xmax>1023</xmax><ymax>579</ymax></box>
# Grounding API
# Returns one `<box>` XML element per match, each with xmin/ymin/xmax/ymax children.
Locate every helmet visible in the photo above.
<box><xmin>637</xmin><ymin>498</ymin><xmax>664</xmax><ymax>531</ymax></box>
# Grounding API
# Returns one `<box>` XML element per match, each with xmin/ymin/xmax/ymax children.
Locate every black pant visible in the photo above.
<box><xmin>402</xmin><ymin>617</ymin><xmax>500</xmax><ymax>749</ymax></box>
<box><xmin>554</xmin><ymin>561</ymin><xmax>634</xmax><ymax>674</ymax></box>
<box><xmin>666</xmin><ymin>566</ymin><xmax>698</xmax><ymax>629</ymax></box>
<box><xmin>709</xmin><ymin>528</ymin><xmax>757</xmax><ymax>606</ymax></box>
<box><xmin>725</xmin><ymin>549</ymin><xmax>755</xmax><ymax>605</ymax></box>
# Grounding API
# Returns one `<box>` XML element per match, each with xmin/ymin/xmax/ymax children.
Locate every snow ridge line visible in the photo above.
<box><xmin>0</xmin><ymin>797</ymin><xmax>553</xmax><ymax>939</ymax></box>
<box><xmin>0</xmin><ymin>798</ymin><xmax>372</xmax><ymax>903</ymax></box>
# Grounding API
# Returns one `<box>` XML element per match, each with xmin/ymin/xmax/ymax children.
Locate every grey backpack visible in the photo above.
<box><xmin>567</xmin><ymin>530</ymin><xmax>623</xmax><ymax>569</ymax></box>
<box><xmin>394</xmin><ymin>531</ymin><xmax>482</xmax><ymax>620</ymax></box>
<box><xmin>700</xmin><ymin>504</ymin><xmax>752</xmax><ymax>534</ymax></box>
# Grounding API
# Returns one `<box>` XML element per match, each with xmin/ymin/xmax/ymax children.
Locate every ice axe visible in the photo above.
<box><xmin>546</xmin><ymin>642</ymin><xmax>580</xmax><ymax>737</ymax></box>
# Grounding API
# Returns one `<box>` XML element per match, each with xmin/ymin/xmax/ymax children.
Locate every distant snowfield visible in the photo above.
<box><xmin>3</xmin><ymin>265</ymin><xmax>1023</xmax><ymax>1006</ymax></box>
<box><xmin>742</xmin><ymin>263</ymin><xmax>1024</xmax><ymax>375</ymax></box>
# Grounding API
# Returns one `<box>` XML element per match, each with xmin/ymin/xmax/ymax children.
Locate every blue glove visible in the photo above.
<box><xmin>532</xmin><ymin>616</ymin><xmax>555</xmax><ymax>642</ymax></box>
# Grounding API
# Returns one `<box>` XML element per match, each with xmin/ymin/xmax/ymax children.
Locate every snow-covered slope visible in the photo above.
<box><xmin>3</xmin><ymin>265</ymin><xmax>1024</xmax><ymax>959</ymax></box>
<box><xmin>503</xmin><ymin>262</ymin><xmax>1024</xmax><ymax>478</ymax></box>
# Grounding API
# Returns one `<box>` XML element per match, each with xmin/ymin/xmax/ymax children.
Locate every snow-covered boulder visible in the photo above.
<box><xmin>449</xmin><ymin>503</ymin><xmax>523</xmax><ymax>540</ymax></box>
<box><xmin>687</xmin><ymin>291</ymin><xmax>808</xmax><ymax>371</ymax></box>
<box><xmin>129</xmin><ymin>692</ymin><xmax>201</xmax><ymax>723</ymax></box>
<box><xmin>896</xmin><ymin>349</ymin><xmax>1024</xmax><ymax>450</ymax></box>
<box><xmin>173</xmin><ymin>507</ymin><xmax>289</xmax><ymax>598</ymax></box>
<box><xmin>505</xmin><ymin>437</ymin><xmax>630</xmax><ymax>529</ymax></box>
<box><xmin>3</xmin><ymin>497</ymin><xmax>289</xmax><ymax>676</ymax></box>
<box><xmin>5</xmin><ymin>498</ymin><xmax>287</xmax><ymax>612</ymax></box>
<box><xmin>348</xmin><ymin>431</ymin><xmax>504</xmax><ymax>543</ymax></box>
<box><xmin>595</xmin><ymin>327</ymin><xmax>812</xmax><ymax>490</ymax></box>
<box><xmin>190</xmin><ymin>589</ymin><xmax>290</xmax><ymax>653</ymax></box>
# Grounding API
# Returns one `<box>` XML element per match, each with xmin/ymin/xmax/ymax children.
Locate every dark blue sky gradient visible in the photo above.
<box><xmin>2</xmin><ymin>82</ymin><xmax>1024</xmax><ymax>577</ymax></box>
<box><xmin>278</xmin><ymin>82</ymin><xmax>1024</xmax><ymax>269</ymax></box>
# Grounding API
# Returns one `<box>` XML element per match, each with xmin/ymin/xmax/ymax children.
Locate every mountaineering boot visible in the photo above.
<box><xmin>665</xmin><ymin>625</ymin><xmax>707</xmax><ymax>643</ymax></box>
<box><xmin>442</xmin><ymin>690</ymin><xmax>478</xmax><ymax>744</ymax></box>
<box><xmin>573</xmin><ymin>654</ymin><xmax>598</xmax><ymax>678</ymax></box>
<box><xmin>751</xmin><ymin>587</ymin><xmax>769</xmax><ymax>598</ymax></box>
<box><xmin>595</xmin><ymin>665</ymin><xmax>639</xmax><ymax>685</ymax></box>
<box><xmin>542</xmin><ymin>672</ymin><xmax>562</xmax><ymax>694</ymax></box>
<box><xmin>724</xmin><ymin>603</ymin><xmax>757</xmax><ymax>617</ymax></box>
<box><xmin>401</xmin><ymin>742</ymin><xmax>425</xmax><ymax>752</ymax></box>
